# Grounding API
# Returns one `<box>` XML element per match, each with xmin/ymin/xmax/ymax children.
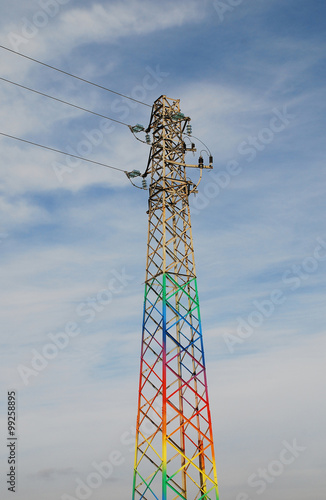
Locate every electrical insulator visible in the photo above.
<box><xmin>198</xmin><ymin>156</ymin><xmax>204</xmax><ymax>167</ymax></box>
<box><xmin>131</xmin><ymin>124</ymin><xmax>145</xmax><ymax>133</ymax></box>
<box><xmin>186</xmin><ymin>124</ymin><xmax>192</xmax><ymax>135</ymax></box>
<box><xmin>209</xmin><ymin>155</ymin><xmax>213</xmax><ymax>165</ymax></box>
<box><xmin>145</xmin><ymin>134</ymin><xmax>151</xmax><ymax>144</ymax></box>
<box><xmin>172</xmin><ymin>112</ymin><xmax>185</xmax><ymax>121</ymax></box>
<box><xmin>127</xmin><ymin>169</ymin><xmax>141</xmax><ymax>178</ymax></box>
<box><xmin>142</xmin><ymin>178</ymin><xmax>148</xmax><ymax>190</ymax></box>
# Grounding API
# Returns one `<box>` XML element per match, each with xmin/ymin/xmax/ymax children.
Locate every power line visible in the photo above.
<box><xmin>0</xmin><ymin>44</ymin><xmax>152</xmax><ymax>108</ymax></box>
<box><xmin>0</xmin><ymin>132</ymin><xmax>126</xmax><ymax>172</ymax></box>
<box><xmin>0</xmin><ymin>77</ymin><xmax>131</xmax><ymax>128</ymax></box>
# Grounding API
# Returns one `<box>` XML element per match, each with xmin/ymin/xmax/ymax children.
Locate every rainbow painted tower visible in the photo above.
<box><xmin>133</xmin><ymin>96</ymin><xmax>219</xmax><ymax>500</ymax></box>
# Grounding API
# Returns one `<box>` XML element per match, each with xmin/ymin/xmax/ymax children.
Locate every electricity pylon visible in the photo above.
<box><xmin>132</xmin><ymin>95</ymin><xmax>219</xmax><ymax>500</ymax></box>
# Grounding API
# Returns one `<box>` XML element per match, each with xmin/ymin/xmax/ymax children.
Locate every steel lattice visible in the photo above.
<box><xmin>133</xmin><ymin>96</ymin><xmax>219</xmax><ymax>500</ymax></box>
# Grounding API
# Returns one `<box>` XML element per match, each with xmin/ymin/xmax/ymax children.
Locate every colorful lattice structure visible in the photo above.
<box><xmin>133</xmin><ymin>96</ymin><xmax>219</xmax><ymax>500</ymax></box>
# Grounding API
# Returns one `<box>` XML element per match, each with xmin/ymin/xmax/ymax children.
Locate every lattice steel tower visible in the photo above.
<box><xmin>132</xmin><ymin>95</ymin><xmax>219</xmax><ymax>500</ymax></box>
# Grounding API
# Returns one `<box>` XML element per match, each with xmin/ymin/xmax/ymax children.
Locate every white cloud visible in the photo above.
<box><xmin>56</xmin><ymin>1</ymin><xmax>205</xmax><ymax>44</ymax></box>
<box><xmin>0</xmin><ymin>0</ymin><xmax>205</xmax><ymax>63</ymax></box>
<box><xmin>0</xmin><ymin>193</ymin><xmax>49</xmax><ymax>228</ymax></box>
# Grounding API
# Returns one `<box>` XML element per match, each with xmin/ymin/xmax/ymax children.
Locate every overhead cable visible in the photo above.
<box><xmin>0</xmin><ymin>76</ymin><xmax>131</xmax><ymax>127</ymax></box>
<box><xmin>0</xmin><ymin>44</ymin><xmax>151</xmax><ymax>107</ymax></box>
<box><xmin>0</xmin><ymin>132</ymin><xmax>126</xmax><ymax>172</ymax></box>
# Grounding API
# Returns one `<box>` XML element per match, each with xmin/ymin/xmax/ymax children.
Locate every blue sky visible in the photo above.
<box><xmin>0</xmin><ymin>1</ymin><xmax>326</xmax><ymax>499</ymax></box>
